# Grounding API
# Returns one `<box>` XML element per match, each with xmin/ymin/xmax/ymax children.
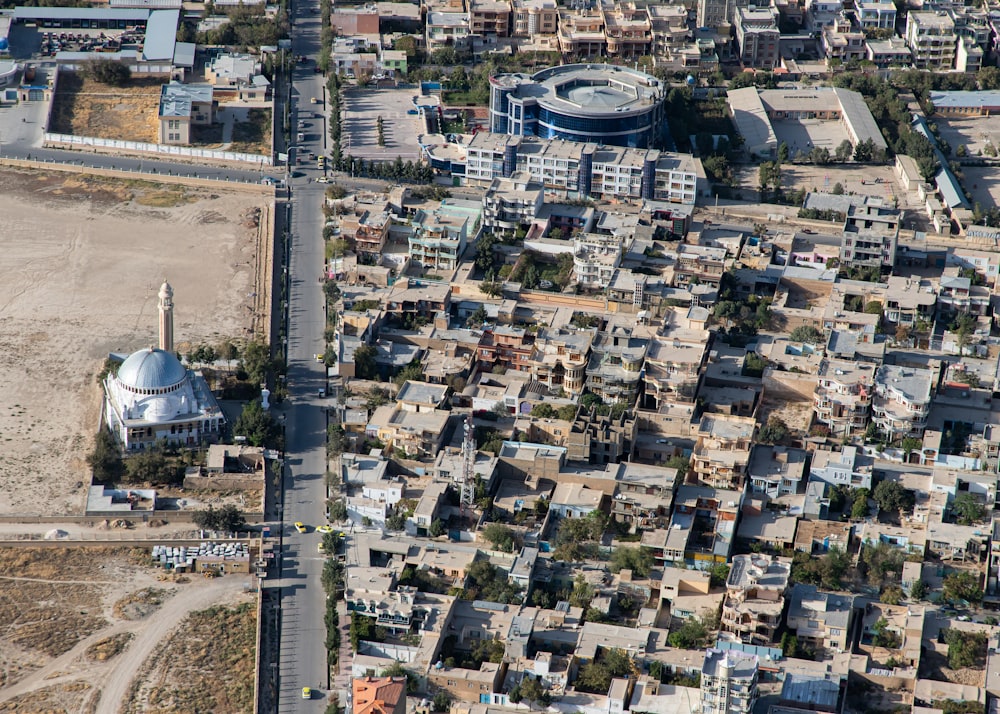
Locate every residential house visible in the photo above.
<box><xmin>482</xmin><ymin>172</ymin><xmax>543</xmax><ymax>233</ymax></box>
<box><xmin>524</xmin><ymin>327</ymin><xmax>594</xmax><ymax>395</ymax></box>
<box><xmin>821</xmin><ymin>15</ymin><xmax>865</xmax><ymax>63</ymax></box>
<box><xmin>557</xmin><ymin>9</ymin><xmax>606</xmax><ymax>57</ymax></box>
<box><xmin>872</xmin><ymin>364</ymin><xmax>936</xmax><ymax>441</ymax></box>
<box><xmin>584</xmin><ymin>324</ymin><xmax>650</xmax><ymax>404</ymax></box>
<box><xmin>721</xmin><ymin>554</ymin><xmax>791</xmax><ymax>646</ymax></box>
<box><xmin>787</xmin><ymin>584</ymin><xmax>854</xmax><ymax>653</ymax></box>
<box><xmin>813</xmin><ymin>358</ymin><xmax>875</xmax><ymax>438</ymax></box>
<box><xmin>856</xmin><ymin>0</ymin><xmax>895</xmax><ymax>28</ymax></box>
<box><xmin>883</xmin><ymin>275</ymin><xmax>937</xmax><ymax>328</ymax></box>
<box><xmin>511</xmin><ymin>0</ymin><xmax>558</xmax><ymax>36</ymax></box>
<box><xmin>674</xmin><ymin>244</ymin><xmax>727</xmax><ymax>288</ymax></box>
<box><xmin>550</xmin><ymin>481</ymin><xmax>605</xmax><ymax>519</ymax></box>
<box><xmin>367</xmin><ymin>405</ymin><xmax>450</xmax><ymax>458</ymax></box>
<box><xmin>692</xmin><ymin>414</ymin><xmax>756</xmax><ymax>490</ymax></box>
<box><xmin>641</xmin><ymin>333</ymin><xmax>708</xmax><ymax>410</ymax></box>
<box><xmin>602</xmin><ymin>3</ymin><xmax>652</xmax><ymax>59</ymax></box>
<box><xmin>747</xmin><ymin>445</ymin><xmax>808</xmax><ymax>498</ymax></box>
<box><xmin>793</xmin><ymin>519</ymin><xmax>853</xmax><ymax>555</ymax></box>
<box><xmin>809</xmin><ymin>446</ymin><xmax>873</xmax><ymax>490</ymax></box>
<box><xmin>468</xmin><ymin>0</ymin><xmax>511</xmax><ymax>36</ymax></box>
<box><xmin>668</xmin><ymin>485</ymin><xmax>742</xmax><ymax>569</ymax></box>
<box><xmin>353</xmin><ymin>677</ymin><xmax>407</xmax><ymax>714</ymax></box>
<box><xmin>342</xmin><ymin>207</ymin><xmax>392</xmax><ymax>261</ymax></box>
<box><xmin>409</xmin><ymin>200</ymin><xmax>481</xmax><ymax>272</ymax></box>
<box><xmin>574</xmin><ymin>233</ymin><xmax>623</xmax><ymax>288</ymax></box>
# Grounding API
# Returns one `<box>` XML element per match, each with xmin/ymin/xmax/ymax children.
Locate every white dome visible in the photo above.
<box><xmin>116</xmin><ymin>348</ymin><xmax>187</xmax><ymax>392</ymax></box>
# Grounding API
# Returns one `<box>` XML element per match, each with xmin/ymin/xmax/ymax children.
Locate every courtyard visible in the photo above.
<box><xmin>341</xmin><ymin>86</ymin><xmax>425</xmax><ymax>162</ymax></box>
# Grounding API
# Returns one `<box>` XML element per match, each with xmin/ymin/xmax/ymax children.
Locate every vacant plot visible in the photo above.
<box><xmin>50</xmin><ymin>72</ymin><xmax>160</xmax><ymax>143</ymax></box>
<box><xmin>0</xmin><ymin>169</ymin><xmax>268</xmax><ymax>515</ymax></box>
<box><xmin>125</xmin><ymin>602</ymin><xmax>257</xmax><ymax>714</ymax></box>
<box><xmin>0</xmin><ymin>680</ymin><xmax>95</xmax><ymax>714</ymax></box>
<box><xmin>958</xmin><ymin>166</ymin><xmax>1000</xmax><ymax>209</ymax></box>
<box><xmin>229</xmin><ymin>107</ymin><xmax>272</xmax><ymax>156</ymax></box>
<box><xmin>934</xmin><ymin>115</ymin><xmax>1000</xmax><ymax>158</ymax></box>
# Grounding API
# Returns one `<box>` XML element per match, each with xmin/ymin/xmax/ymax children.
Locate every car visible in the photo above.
<box><xmin>315</xmin><ymin>353</ymin><xmax>324</xmax><ymax>362</ymax></box>
<box><xmin>337</xmin><ymin>531</ymin><xmax>346</xmax><ymax>538</ymax></box>
<box><xmin>318</xmin><ymin>388</ymin><xmax>327</xmax><ymax>398</ymax></box>
<box><xmin>317</xmin><ymin>525</ymin><xmax>334</xmax><ymax>534</ymax></box>
<box><xmin>317</xmin><ymin>542</ymin><xmax>326</xmax><ymax>553</ymax></box>
<box><xmin>294</xmin><ymin>522</ymin><xmax>307</xmax><ymax>533</ymax></box>
<box><xmin>314</xmin><ymin>66</ymin><xmax>323</xmax><ymax>73</ymax></box>
<box><xmin>317</xmin><ymin>176</ymin><xmax>330</xmax><ymax>183</ymax></box>
<box><xmin>302</xmin><ymin>687</ymin><xmax>312</xmax><ymax>700</ymax></box>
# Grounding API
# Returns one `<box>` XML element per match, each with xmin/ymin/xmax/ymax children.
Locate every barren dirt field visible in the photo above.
<box><xmin>0</xmin><ymin>547</ymin><xmax>252</xmax><ymax>714</ymax></box>
<box><xmin>50</xmin><ymin>73</ymin><xmax>161</xmax><ymax>143</ymax></box>
<box><xmin>0</xmin><ymin>168</ymin><xmax>269</xmax><ymax>515</ymax></box>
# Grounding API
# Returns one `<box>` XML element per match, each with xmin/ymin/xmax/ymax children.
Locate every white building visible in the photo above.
<box><xmin>103</xmin><ymin>282</ymin><xmax>224</xmax><ymax>451</ymax></box>
<box><xmin>856</xmin><ymin>0</ymin><xmax>896</xmax><ymax>29</ymax></box>
<box><xmin>701</xmin><ymin>648</ymin><xmax>758</xmax><ymax>714</ymax></box>
<box><xmin>905</xmin><ymin>11</ymin><xmax>958</xmax><ymax>70</ymax></box>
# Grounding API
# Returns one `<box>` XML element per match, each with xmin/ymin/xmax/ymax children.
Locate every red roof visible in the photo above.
<box><xmin>353</xmin><ymin>677</ymin><xmax>407</xmax><ymax>714</ymax></box>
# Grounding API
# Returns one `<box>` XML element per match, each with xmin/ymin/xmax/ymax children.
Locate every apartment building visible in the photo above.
<box><xmin>692</xmin><ymin>414</ymin><xmax>756</xmax><ymax>490</ymax></box>
<box><xmin>511</xmin><ymin>0</ymin><xmax>557</xmax><ymax>36</ymax></box>
<box><xmin>482</xmin><ymin>171</ymin><xmax>543</xmax><ymax>233</ymax></box>
<box><xmin>525</xmin><ymin>327</ymin><xmax>594</xmax><ymax>395</ymax></box>
<box><xmin>574</xmin><ymin>233</ymin><xmax>623</xmax><ymax>287</ymax></box>
<box><xmin>701</xmin><ymin>648</ymin><xmax>759</xmax><ymax>714</ymax></box>
<box><xmin>368</xmin><ymin>404</ymin><xmax>450</xmax><ymax>457</ymax></box>
<box><xmin>477</xmin><ymin>326</ymin><xmax>534</xmax><ymax>373</ymax></box>
<box><xmin>856</xmin><ymin>0</ymin><xmax>895</xmax><ymax>28</ymax></box>
<box><xmin>602</xmin><ymin>3</ymin><xmax>652</xmax><ymax>59</ymax></box>
<box><xmin>721</xmin><ymin>554</ymin><xmax>791</xmax><ymax>646</ymax></box>
<box><xmin>342</xmin><ymin>208</ymin><xmax>391</xmax><ymax>261</ymax></box>
<box><xmin>697</xmin><ymin>0</ymin><xmax>750</xmax><ymax>31</ymax></box>
<box><xmin>675</xmin><ymin>244</ymin><xmax>727</xmax><ymax>287</ymax></box>
<box><xmin>735</xmin><ymin>6</ymin><xmax>780</xmax><ymax>70</ymax></box>
<box><xmin>462</xmin><ymin>133</ymin><xmax>701</xmax><ymax>205</ymax></box>
<box><xmin>872</xmin><ymin>364</ymin><xmax>936</xmax><ymax>441</ymax></box>
<box><xmin>426</xmin><ymin>6</ymin><xmax>473</xmax><ymax>52</ymax></box>
<box><xmin>883</xmin><ymin>276</ymin><xmax>937</xmax><ymax>327</ymax></box>
<box><xmin>649</xmin><ymin>5</ymin><xmax>689</xmax><ymax>54</ymax></box>
<box><xmin>585</xmin><ymin>324</ymin><xmax>649</xmax><ymax>404</ymax></box>
<box><xmin>787</xmin><ymin>584</ymin><xmax>854</xmax><ymax>653</ymax></box>
<box><xmin>905</xmin><ymin>11</ymin><xmax>958</xmax><ymax>70</ymax></box>
<box><xmin>813</xmin><ymin>358</ymin><xmax>875</xmax><ymax>438</ymax></box>
<box><xmin>866</xmin><ymin>37</ymin><xmax>912</xmax><ymax>68</ymax></box>
<box><xmin>939</xmin><ymin>272</ymin><xmax>991</xmax><ymax>316</ymax></box>
<box><xmin>469</xmin><ymin>0</ymin><xmax>511</xmax><ymax>36</ymax></box>
<box><xmin>557</xmin><ymin>9</ymin><xmax>606</xmax><ymax>57</ymax></box>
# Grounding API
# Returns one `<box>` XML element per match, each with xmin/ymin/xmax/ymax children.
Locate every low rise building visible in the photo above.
<box><xmin>584</xmin><ymin>324</ymin><xmax>649</xmax><ymax>404</ymax></box>
<box><xmin>482</xmin><ymin>171</ymin><xmax>543</xmax><ymax>234</ymax></box>
<box><xmin>721</xmin><ymin>554</ymin><xmax>791</xmax><ymax>646</ymax></box>
<box><xmin>813</xmin><ymin>358</ymin><xmax>875</xmax><ymax>438</ymax></box>
<box><xmin>872</xmin><ymin>364</ymin><xmax>936</xmax><ymax>441</ymax></box>
<box><xmin>809</xmin><ymin>446</ymin><xmax>873</xmax><ymax>490</ymax></box>
<box><xmin>747</xmin><ymin>445</ymin><xmax>808</xmax><ymax>498</ymax></box>
<box><xmin>701</xmin><ymin>648</ymin><xmax>759</xmax><ymax>714</ymax></box>
<box><xmin>906</xmin><ymin>11</ymin><xmax>958</xmax><ymax>70</ymax></box>
<box><xmin>787</xmin><ymin>584</ymin><xmax>854</xmax><ymax>653</ymax></box>
<box><xmin>735</xmin><ymin>6</ymin><xmax>780</xmax><ymax>69</ymax></box>
<box><xmin>692</xmin><ymin>414</ymin><xmax>756</xmax><ymax>490</ymax></box>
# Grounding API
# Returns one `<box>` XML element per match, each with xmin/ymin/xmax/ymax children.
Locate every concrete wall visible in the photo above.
<box><xmin>762</xmin><ymin>368</ymin><xmax>817</xmax><ymax>402</ymax></box>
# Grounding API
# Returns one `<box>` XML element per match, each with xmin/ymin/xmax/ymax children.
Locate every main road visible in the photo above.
<box><xmin>274</xmin><ymin>1</ymin><xmax>338</xmax><ymax>712</ymax></box>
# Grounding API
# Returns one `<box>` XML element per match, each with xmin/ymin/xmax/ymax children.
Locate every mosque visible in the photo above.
<box><xmin>103</xmin><ymin>282</ymin><xmax>225</xmax><ymax>451</ymax></box>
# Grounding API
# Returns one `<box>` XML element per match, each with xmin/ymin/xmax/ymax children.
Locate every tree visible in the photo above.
<box><xmin>851</xmin><ymin>488</ymin><xmax>870</xmax><ymax>519</ymax></box>
<box><xmin>557</xmin><ymin>404</ymin><xmax>578</xmax><ymax>421</ymax></box>
<box><xmin>709</xmin><ymin>563</ymin><xmax>730</xmax><ymax>587</ymax></box>
<box><xmin>835</xmin><ymin>139</ymin><xmax>853</xmax><ymax>162</ymax></box>
<box><xmin>900</xmin><ymin>437</ymin><xmax>922</xmax><ymax>459</ymax></box>
<box><xmin>329</xmin><ymin>499</ymin><xmax>348</xmax><ymax>522</ymax></box>
<box><xmin>234</xmin><ymin>400</ymin><xmax>282</xmax><ymax>448</ymax></box>
<box><xmin>758</xmin><ymin>416</ymin><xmax>790</xmax><ymax>445</ymax></box>
<box><xmin>568</xmin><ymin>574</ymin><xmax>595</xmax><ymax>609</ymax></box>
<box><xmin>193</xmin><ymin>504</ymin><xmax>247</xmax><ymax>532</ymax></box>
<box><xmin>909</xmin><ymin>580</ymin><xmax>928</xmax><ymax>601</ymax></box>
<box><xmin>125</xmin><ymin>447</ymin><xmax>171</xmax><ymax>484</ymax></box>
<box><xmin>952</xmin><ymin>492</ymin><xmax>987</xmax><ymax>525</ymax></box>
<box><xmin>978</xmin><ymin>66</ymin><xmax>1000</xmax><ymax>90</ymax></box>
<box><xmin>872</xmin><ymin>617</ymin><xmax>901</xmax><ymax>648</ymax></box>
<box><xmin>353</xmin><ymin>344</ymin><xmax>378</xmax><ymax>380</ymax></box>
<box><xmin>88</xmin><ymin>430</ymin><xmax>126</xmax><ymax>482</ymax></box>
<box><xmin>790</xmin><ymin>325</ymin><xmax>825</xmax><ymax>343</ymax></box>
<box><xmin>518</xmin><ymin>677</ymin><xmax>550</xmax><ymax>709</ymax></box>
<box><xmin>668</xmin><ymin>616</ymin><xmax>711</xmax><ymax>649</ymax></box>
<box><xmin>429</xmin><ymin>518</ymin><xmax>446</xmax><ymax>537</ymax></box>
<box><xmin>778</xmin><ymin>142</ymin><xmax>790</xmax><ymax>162</ymax></box>
<box><xmin>609</xmin><ymin>546</ymin><xmax>655</xmax><ymax>578</ymax></box>
<box><xmin>880</xmin><ymin>585</ymin><xmax>904</xmax><ymax>605</ymax></box>
<box><xmin>944</xmin><ymin>628</ymin><xmax>987</xmax><ymax>669</ymax></box>
<box><xmin>466</xmin><ymin>305</ymin><xmax>488</xmax><ymax>328</ymax></box>
<box><xmin>873</xmin><ymin>480</ymin><xmax>915</xmax><ymax>515</ymax></box>
<box><xmin>241</xmin><ymin>340</ymin><xmax>274</xmax><ymax>386</ymax></box>
<box><xmin>328</xmin><ymin>424</ymin><xmax>347</xmax><ymax>456</ymax></box>
<box><xmin>82</xmin><ymin>58</ymin><xmax>131</xmax><ymax>86</ymax></box>
<box><xmin>942</xmin><ymin>571</ymin><xmax>983</xmax><ymax>604</ymax></box>
<box><xmin>530</xmin><ymin>403</ymin><xmax>555</xmax><ymax>418</ymax></box>
<box><xmin>575</xmin><ymin>649</ymin><xmax>635</xmax><ymax>694</ymax></box>
<box><xmin>482</xmin><ymin>523</ymin><xmax>516</xmax><ymax>552</ymax></box>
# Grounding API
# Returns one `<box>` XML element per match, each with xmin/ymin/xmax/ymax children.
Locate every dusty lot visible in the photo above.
<box><xmin>771</xmin><ymin>118</ymin><xmax>852</xmax><ymax>154</ymax></box>
<box><xmin>0</xmin><ymin>169</ymin><xmax>268</xmax><ymax>515</ymax></box>
<box><xmin>958</xmin><ymin>166</ymin><xmax>1000</xmax><ymax>210</ymax></box>
<box><xmin>934</xmin><ymin>115</ymin><xmax>1000</xmax><ymax>158</ymax></box>
<box><xmin>50</xmin><ymin>73</ymin><xmax>161</xmax><ymax>143</ymax></box>
<box><xmin>0</xmin><ymin>547</ymin><xmax>253</xmax><ymax>714</ymax></box>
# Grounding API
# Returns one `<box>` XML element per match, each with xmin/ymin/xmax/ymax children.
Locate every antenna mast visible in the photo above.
<box><xmin>461</xmin><ymin>415</ymin><xmax>476</xmax><ymax>510</ymax></box>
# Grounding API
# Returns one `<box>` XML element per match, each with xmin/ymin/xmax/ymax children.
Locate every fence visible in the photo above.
<box><xmin>45</xmin><ymin>132</ymin><xmax>273</xmax><ymax>166</ymax></box>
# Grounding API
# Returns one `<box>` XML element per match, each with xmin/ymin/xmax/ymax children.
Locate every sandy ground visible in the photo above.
<box><xmin>0</xmin><ymin>553</ymin><xmax>250</xmax><ymax>714</ymax></box>
<box><xmin>0</xmin><ymin>168</ymin><xmax>268</xmax><ymax>515</ymax></box>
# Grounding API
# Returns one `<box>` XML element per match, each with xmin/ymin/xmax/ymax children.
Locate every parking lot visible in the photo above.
<box><xmin>341</xmin><ymin>87</ymin><xmax>425</xmax><ymax>162</ymax></box>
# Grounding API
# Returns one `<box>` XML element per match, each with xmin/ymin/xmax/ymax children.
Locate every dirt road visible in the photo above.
<box><xmin>0</xmin><ymin>576</ymin><xmax>249</xmax><ymax>713</ymax></box>
<box><xmin>95</xmin><ymin>577</ymin><xmax>250</xmax><ymax>714</ymax></box>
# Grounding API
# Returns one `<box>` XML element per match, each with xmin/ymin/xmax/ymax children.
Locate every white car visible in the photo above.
<box><xmin>317</xmin><ymin>176</ymin><xmax>330</xmax><ymax>183</ymax></box>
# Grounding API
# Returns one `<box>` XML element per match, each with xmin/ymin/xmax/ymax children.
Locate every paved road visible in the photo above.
<box><xmin>275</xmin><ymin>3</ymin><xmax>337</xmax><ymax>713</ymax></box>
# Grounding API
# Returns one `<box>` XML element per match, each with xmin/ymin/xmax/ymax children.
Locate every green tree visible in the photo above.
<box><xmin>668</xmin><ymin>617</ymin><xmax>711</xmax><ymax>649</ymax></box>
<box><xmin>429</xmin><ymin>518</ymin><xmax>446</xmax><ymax>537</ymax></box>
<box><xmin>88</xmin><ymin>430</ymin><xmax>125</xmax><ymax>482</ymax></box>
<box><xmin>481</xmin><ymin>523</ymin><xmax>516</xmax><ymax>552</ymax></box>
<box><xmin>466</xmin><ymin>305</ymin><xmax>488</xmax><ymax>327</ymax></box>
<box><xmin>909</xmin><ymin>580</ymin><xmax>928</xmax><ymax>601</ymax></box>
<box><xmin>353</xmin><ymin>344</ymin><xmax>378</xmax><ymax>380</ymax></box>
<box><xmin>518</xmin><ymin>676</ymin><xmax>550</xmax><ymax>709</ymax></box>
<box><xmin>241</xmin><ymin>340</ymin><xmax>274</xmax><ymax>386</ymax></box>
<box><xmin>758</xmin><ymin>416</ymin><xmax>790</xmax><ymax>445</ymax></box>
<box><xmin>873</xmin><ymin>480</ymin><xmax>916</xmax><ymax>514</ymax></box>
<box><xmin>432</xmin><ymin>691</ymin><xmax>452</xmax><ymax>712</ymax></box>
<box><xmin>709</xmin><ymin>563</ymin><xmax>730</xmax><ymax>587</ymax></box>
<box><xmin>557</xmin><ymin>404</ymin><xmax>578</xmax><ymax>421</ymax></box>
<box><xmin>880</xmin><ymin>585</ymin><xmax>904</xmax><ymax>605</ymax></box>
<box><xmin>82</xmin><ymin>58</ymin><xmax>131</xmax><ymax>86</ymax></box>
<box><xmin>192</xmin><ymin>504</ymin><xmax>247</xmax><ymax>532</ymax></box>
<box><xmin>952</xmin><ymin>492</ymin><xmax>987</xmax><ymax>525</ymax></box>
<box><xmin>530</xmin><ymin>403</ymin><xmax>555</xmax><ymax>418</ymax></box>
<box><xmin>609</xmin><ymin>546</ymin><xmax>655</xmax><ymax>578</ymax></box>
<box><xmin>851</xmin><ymin>488</ymin><xmax>871</xmax><ymax>519</ymax></box>
<box><xmin>329</xmin><ymin>499</ymin><xmax>348</xmax><ymax>522</ymax></box>
<box><xmin>789</xmin><ymin>325</ymin><xmax>824</xmax><ymax>343</ymax></box>
<box><xmin>942</xmin><ymin>571</ymin><xmax>983</xmax><ymax>604</ymax></box>
<box><xmin>944</xmin><ymin>628</ymin><xmax>987</xmax><ymax>668</ymax></box>
<box><xmin>234</xmin><ymin>400</ymin><xmax>282</xmax><ymax>448</ymax></box>
<box><xmin>575</xmin><ymin>649</ymin><xmax>635</xmax><ymax>694</ymax></box>
<box><xmin>568</xmin><ymin>574</ymin><xmax>595</xmax><ymax>609</ymax></box>
<box><xmin>125</xmin><ymin>447</ymin><xmax>171</xmax><ymax>484</ymax></box>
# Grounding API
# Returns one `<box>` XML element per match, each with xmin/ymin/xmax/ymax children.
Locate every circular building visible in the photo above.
<box><xmin>489</xmin><ymin>64</ymin><xmax>668</xmax><ymax>148</ymax></box>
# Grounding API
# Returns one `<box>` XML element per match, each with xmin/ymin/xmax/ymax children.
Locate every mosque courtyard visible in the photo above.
<box><xmin>0</xmin><ymin>169</ymin><xmax>270</xmax><ymax>515</ymax></box>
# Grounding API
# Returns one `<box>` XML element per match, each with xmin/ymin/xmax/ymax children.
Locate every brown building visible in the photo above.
<box><xmin>331</xmin><ymin>7</ymin><xmax>381</xmax><ymax>35</ymax></box>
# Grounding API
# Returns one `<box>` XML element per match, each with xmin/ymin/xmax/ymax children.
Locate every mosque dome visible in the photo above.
<box><xmin>116</xmin><ymin>347</ymin><xmax>187</xmax><ymax>392</ymax></box>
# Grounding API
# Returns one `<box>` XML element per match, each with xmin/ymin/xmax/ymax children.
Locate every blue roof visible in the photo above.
<box><xmin>142</xmin><ymin>9</ymin><xmax>179</xmax><ymax>61</ymax></box>
<box><xmin>117</xmin><ymin>348</ymin><xmax>187</xmax><ymax>390</ymax></box>
<box><xmin>929</xmin><ymin>90</ymin><xmax>1000</xmax><ymax>110</ymax></box>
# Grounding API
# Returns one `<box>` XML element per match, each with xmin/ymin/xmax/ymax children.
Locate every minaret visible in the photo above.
<box><xmin>158</xmin><ymin>281</ymin><xmax>174</xmax><ymax>353</ymax></box>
